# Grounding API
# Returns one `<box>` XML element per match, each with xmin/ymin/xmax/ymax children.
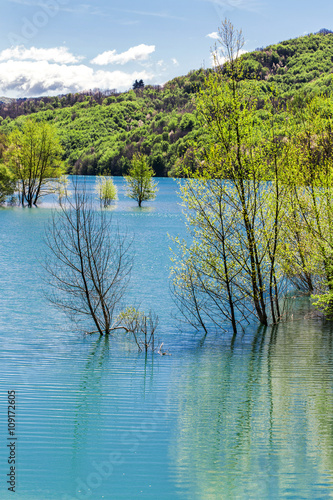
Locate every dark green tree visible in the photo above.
<box><xmin>133</xmin><ymin>79</ymin><xmax>144</xmax><ymax>90</ymax></box>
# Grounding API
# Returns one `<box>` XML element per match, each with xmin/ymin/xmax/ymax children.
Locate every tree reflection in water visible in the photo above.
<box><xmin>167</xmin><ymin>319</ymin><xmax>333</xmax><ymax>499</ymax></box>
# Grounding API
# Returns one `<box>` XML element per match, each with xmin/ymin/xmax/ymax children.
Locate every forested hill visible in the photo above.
<box><xmin>0</xmin><ymin>74</ymin><xmax>206</xmax><ymax>176</ymax></box>
<box><xmin>1</xmin><ymin>30</ymin><xmax>333</xmax><ymax>177</ymax></box>
<box><xmin>242</xmin><ymin>28</ymin><xmax>333</xmax><ymax>95</ymax></box>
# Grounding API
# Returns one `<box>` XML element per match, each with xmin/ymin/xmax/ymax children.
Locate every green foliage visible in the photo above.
<box><xmin>0</xmin><ymin>72</ymin><xmax>205</xmax><ymax>177</ymax></box>
<box><xmin>312</xmin><ymin>289</ymin><xmax>333</xmax><ymax>317</ymax></box>
<box><xmin>179</xmin><ymin>41</ymin><xmax>333</xmax><ymax>327</ymax></box>
<box><xmin>277</xmin><ymin>94</ymin><xmax>333</xmax><ymax>315</ymax></box>
<box><xmin>0</xmin><ymin>164</ymin><xmax>15</xmax><ymax>204</ymax></box>
<box><xmin>172</xmin><ymin>20</ymin><xmax>333</xmax><ymax>331</ymax></box>
<box><xmin>241</xmin><ymin>32</ymin><xmax>333</xmax><ymax>96</ymax></box>
<box><xmin>172</xmin><ymin>21</ymin><xmax>291</xmax><ymax>335</ymax></box>
<box><xmin>95</xmin><ymin>176</ymin><xmax>117</xmax><ymax>207</ymax></box>
<box><xmin>4</xmin><ymin>119</ymin><xmax>64</xmax><ymax>207</ymax></box>
<box><xmin>180</xmin><ymin>113</ymin><xmax>196</xmax><ymax>131</ymax></box>
<box><xmin>0</xmin><ymin>133</ymin><xmax>15</xmax><ymax>204</ymax></box>
<box><xmin>125</xmin><ymin>153</ymin><xmax>158</xmax><ymax>207</ymax></box>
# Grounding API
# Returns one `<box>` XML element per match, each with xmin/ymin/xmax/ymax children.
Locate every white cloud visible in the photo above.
<box><xmin>91</xmin><ymin>44</ymin><xmax>155</xmax><ymax>66</ymax></box>
<box><xmin>0</xmin><ymin>60</ymin><xmax>153</xmax><ymax>96</ymax></box>
<box><xmin>206</xmin><ymin>32</ymin><xmax>219</xmax><ymax>40</ymax></box>
<box><xmin>0</xmin><ymin>46</ymin><xmax>83</xmax><ymax>64</ymax></box>
<box><xmin>211</xmin><ymin>48</ymin><xmax>248</xmax><ymax>67</ymax></box>
<box><xmin>172</xmin><ymin>58</ymin><xmax>179</xmax><ymax>66</ymax></box>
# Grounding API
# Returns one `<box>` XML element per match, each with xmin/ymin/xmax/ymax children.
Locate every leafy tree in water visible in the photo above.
<box><xmin>125</xmin><ymin>153</ymin><xmax>158</xmax><ymax>207</ymax></box>
<box><xmin>95</xmin><ymin>176</ymin><xmax>117</xmax><ymax>207</ymax></box>
<box><xmin>0</xmin><ymin>133</ymin><xmax>15</xmax><ymax>204</ymax></box>
<box><xmin>281</xmin><ymin>95</ymin><xmax>333</xmax><ymax>316</ymax></box>
<box><xmin>4</xmin><ymin>119</ymin><xmax>64</xmax><ymax>207</ymax></box>
<box><xmin>172</xmin><ymin>19</ymin><xmax>289</xmax><ymax>337</ymax></box>
<box><xmin>0</xmin><ymin>164</ymin><xmax>15</xmax><ymax>204</ymax></box>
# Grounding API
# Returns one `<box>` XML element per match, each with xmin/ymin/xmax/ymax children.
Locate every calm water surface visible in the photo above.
<box><xmin>0</xmin><ymin>177</ymin><xmax>333</xmax><ymax>499</ymax></box>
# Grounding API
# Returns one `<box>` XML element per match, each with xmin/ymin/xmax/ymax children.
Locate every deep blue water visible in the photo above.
<box><xmin>0</xmin><ymin>177</ymin><xmax>333</xmax><ymax>499</ymax></box>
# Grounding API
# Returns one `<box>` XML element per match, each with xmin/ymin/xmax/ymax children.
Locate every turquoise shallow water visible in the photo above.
<box><xmin>1</xmin><ymin>177</ymin><xmax>333</xmax><ymax>499</ymax></box>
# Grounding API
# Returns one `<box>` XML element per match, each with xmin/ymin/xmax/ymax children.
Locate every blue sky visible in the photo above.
<box><xmin>0</xmin><ymin>0</ymin><xmax>332</xmax><ymax>97</ymax></box>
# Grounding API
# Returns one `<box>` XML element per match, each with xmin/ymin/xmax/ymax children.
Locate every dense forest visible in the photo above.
<box><xmin>1</xmin><ymin>29</ymin><xmax>333</xmax><ymax>176</ymax></box>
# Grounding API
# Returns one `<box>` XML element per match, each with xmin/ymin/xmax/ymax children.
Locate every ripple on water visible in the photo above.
<box><xmin>1</xmin><ymin>178</ymin><xmax>333</xmax><ymax>499</ymax></box>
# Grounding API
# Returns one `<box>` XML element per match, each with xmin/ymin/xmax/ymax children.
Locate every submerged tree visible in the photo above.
<box><xmin>281</xmin><ymin>95</ymin><xmax>333</xmax><ymax>315</ymax></box>
<box><xmin>0</xmin><ymin>164</ymin><xmax>15</xmax><ymax>204</ymax></box>
<box><xmin>118</xmin><ymin>307</ymin><xmax>158</xmax><ymax>353</ymax></box>
<box><xmin>5</xmin><ymin>119</ymin><xmax>64</xmax><ymax>207</ymax></box>
<box><xmin>171</xmin><ymin>176</ymin><xmax>244</xmax><ymax>338</ymax></box>
<box><xmin>95</xmin><ymin>175</ymin><xmax>117</xmax><ymax>207</ymax></box>
<box><xmin>0</xmin><ymin>133</ymin><xmax>16</xmax><ymax>204</ymax></box>
<box><xmin>125</xmin><ymin>153</ymin><xmax>158</xmax><ymax>207</ymax></box>
<box><xmin>44</xmin><ymin>182</ymin><xmax>159</xmax><ymax>346</ymax></box>
<box><xmin>45</xmin><ymin>182</ymin><xmax>132</xmax><ymax>335</ymax></box>
<box><xmin>172</xmin><ymin>19</ymin><xmax>289</xmax><ymax>336</ymax></box>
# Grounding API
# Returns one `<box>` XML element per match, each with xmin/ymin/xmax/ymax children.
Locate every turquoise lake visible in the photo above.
<box><xmin>1</xmin><ymin>177</ymin><xmax>333</xmax><ymax>499</ymax></box>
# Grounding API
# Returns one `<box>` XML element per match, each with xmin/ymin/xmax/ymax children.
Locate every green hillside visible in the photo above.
<box><xmin>241</xmin><ymin>29</ymin><xmax>333</xmax><ymax>96</ymax></box>
<box><xmin>1</xmin><ymin>30</ymin><xmax>333</xmax><ymax>176</ymax></box>
<box><xmin>0</xmin><ymin>74</ymin><xmax>207</xmax><ymax>176</ymax></box>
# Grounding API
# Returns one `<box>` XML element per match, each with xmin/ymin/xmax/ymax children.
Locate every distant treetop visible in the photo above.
<box><xmin>315</xmin><ymin>28</ymin><xmax>333</xmax><ymax>35</ymax></box>
<box><xmin>133</xmin><ymin>79</ymin><xmax>144</xmax><ymax>90</ymax></box>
